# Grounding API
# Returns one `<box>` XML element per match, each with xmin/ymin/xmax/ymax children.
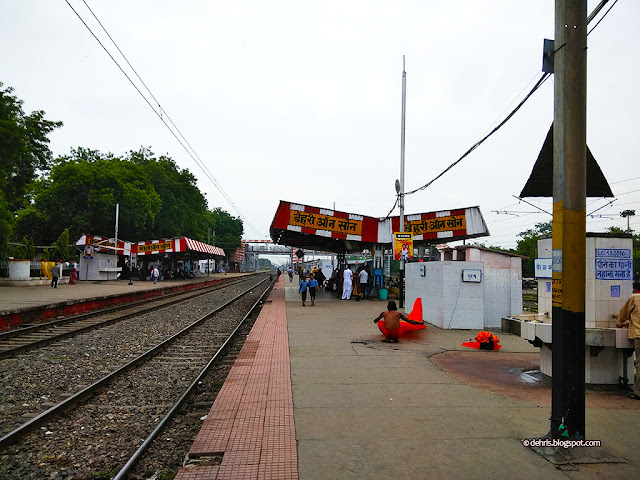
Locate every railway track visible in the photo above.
<box><xmin>0</xmin><ymin>275</ymin><xmax>255</xmax><ymax>359</ymax></box>
<box><xmin>0</xmin><ymin>273</ymin><xmax>274</xmax><ymax>479</ymax></box>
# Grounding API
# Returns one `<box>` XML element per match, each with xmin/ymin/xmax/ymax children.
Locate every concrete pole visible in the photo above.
<box><xmin>399</xmin><ymin>56</ymin><xmax>407</xmax><ymax>308</ymax></box>
<box><xmin>550</xmin><ymin>0</ymin><xmax>587</xmax><ymax>439</ymax></box>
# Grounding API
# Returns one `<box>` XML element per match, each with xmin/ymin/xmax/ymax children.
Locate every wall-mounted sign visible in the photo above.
<box><xmin>393</xmin><ymin>232</ymin><xmax>413</xmax><ymax>260</ymax></box>
<box><xmin>138</xmin><ymin>241</ymin><xmax>173</xmax><ymax>254</ymax></box>
<box><xmin>288</xmin><ymin>210</ymin><xmax>362</xmax><ymax>235</ymax></box>
<box><xmin>611</xmin><ymin>285</ymin><xmax>621</xmax><ymax>298</ymax></box>
<box><xmin>83</xmin><ymin>245</ymin><xmax>94</xmax><ymax>259</ymax></box>
<box><xmin>595</xmin><ymin>249</ymin><xmax>632</xmax><ymax>280</ymax></box>
<box><xmin>404</xmin><ymin>215</ymin><xmax>466</xmax><ymax>235</ymax></box>
<box><xmin>534</xmin><ymin>258</ymin><xmax>552</xmax><ymax>278</ymax></box>
<box><xmin>462</xmin><ymin>269</ymin><xmax>482</xmax><ymax>283</ymax></box>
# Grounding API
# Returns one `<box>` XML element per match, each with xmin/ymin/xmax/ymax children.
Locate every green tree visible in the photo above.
<box><xmin>13</xmin><ymin>236</ymin><xmax>36</xmax><ymax>260</ymax></box>
<box><xmin>18</xmin><ymin>148</ymin><xmax>162</xmax><ymax>245</ymax></box>
<box><xmin>0</xmin><ymin>191</ymin><xmax>13</xmax><ymax>260</ymax></box>
<box><xmin>516</xmin><ymin>221</ymin><xmax>552</xmax><ymax>278</ymax></box>
<box><xmin>0</xmin><ymin>83</ymin><xmax>62</xmax><ymax>212</ymax></box>
<box><xmin>206</xmin><ymin>208</ymin><xmax>243</xmax><ymax>257</ymax></box>
<box><xmin>53</xmin><ymin>228</ymin><xmax>71</xmax><ymax>261</ymax></box>
<box><xmin>128</xmin><ymin>148</ymin><xmax>208</xmax><ymax>239</ymax></box>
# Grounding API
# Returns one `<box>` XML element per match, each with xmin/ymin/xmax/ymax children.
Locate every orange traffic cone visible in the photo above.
<box><xmin>406</xmin><ymin>297</ymin><xmax>423</xmax><ymax>322</ymax></box>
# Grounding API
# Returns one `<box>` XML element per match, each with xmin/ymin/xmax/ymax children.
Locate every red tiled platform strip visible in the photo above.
<box><xmin>175</xmin><ymin>278</ymin><xmax>298</xmax><ymax>480</ymax></box>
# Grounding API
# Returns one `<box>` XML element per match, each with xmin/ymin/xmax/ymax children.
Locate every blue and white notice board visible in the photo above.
<box><xmin>595</xmin><ymin>249</ymin><xmax>632</xmax><ymax>281</ymax></box>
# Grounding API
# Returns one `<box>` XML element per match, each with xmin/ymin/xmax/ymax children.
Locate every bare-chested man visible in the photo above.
<box><xmin>373</xmin><ymin>300</ymin><xmax>425</xmax><ymax>343</ymax></box>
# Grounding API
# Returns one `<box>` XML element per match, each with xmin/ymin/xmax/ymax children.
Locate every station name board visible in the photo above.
<box><xmin>138</xmin><ymin>241</ymin><xmax>172</xmax><ymax>253</ymax></box>
<box><xmin>404</xmin><ymin>215</ymin><xmax>465</xmax><ymax>235</ymax></box>
<box><xmin>288</xmin><ymin>210</ymin><xmax>362</xmax><ymax>236</ymax></box>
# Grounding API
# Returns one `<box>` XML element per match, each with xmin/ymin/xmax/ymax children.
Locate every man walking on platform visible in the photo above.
<box><xmin>51</xmin><ymin>260</ymin><xmax>60</xmax><ymax>288</ymax></box>
<box><xmin>616</xmin><ymin>281</ymin><xmax>640</xmax><ymax>400</ymax></box>
<box><xmin>151</xmin><ymin>266</ymin><xmax>159</xmax><ymax>285</ymax></box>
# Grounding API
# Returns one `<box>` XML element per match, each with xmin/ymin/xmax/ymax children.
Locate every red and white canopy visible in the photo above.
<box><xmin>132</xmin><ymin>237</ymin><xmax>224</xmax><ymax>256</ymax></box>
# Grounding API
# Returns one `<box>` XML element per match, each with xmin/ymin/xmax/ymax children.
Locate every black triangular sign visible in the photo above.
<box><xmin>519</xmin><ymin>123</ymin><xmax>613</xmax><ymax>198</ymax></box>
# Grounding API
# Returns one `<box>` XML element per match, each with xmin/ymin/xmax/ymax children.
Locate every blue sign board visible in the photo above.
<box><xmin>595</xmin><ymin>249</ymin><xmax>632</xmax><ymax>281</ymax></box>
<box><xmin>534</xmin><ymin>258</ymin><xmax>552</xmax><ymax>278</ymax></box>
<box><xmin>611</xmin><ymin>285</ymin><xmax>621</xmax><ymax>298</ymax></box>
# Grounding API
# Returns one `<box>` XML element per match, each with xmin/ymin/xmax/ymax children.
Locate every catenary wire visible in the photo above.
<box><xmin>65</xmin><ymin>0</ymin><xmax>264</xmax><ymax>238</ymax></box>
<box><xmin>385</xmin><ymin>1</ymin><xmax>620</xmax><ymax>217</ymax></box>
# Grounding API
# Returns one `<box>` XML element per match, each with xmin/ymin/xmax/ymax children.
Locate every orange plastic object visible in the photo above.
<box><xmin>407</xmin><ymin>297</ymin><xmax>423</xmax><ymax>322</ymax></box>
<box><xmin>461</xmin><ymin>331</ymin><xmax>502</xmax><ymax>350</ymax></box>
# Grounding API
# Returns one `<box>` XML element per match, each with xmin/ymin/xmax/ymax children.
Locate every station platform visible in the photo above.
<box><xmin>0</xmin><ymin>273</ymin><xmax>241</xmax><ymax>331</ymax></box>
<box><xmin>176</xmin><ymin>276</ymin><xmax>640</xmax><ymax>480</ymax></box>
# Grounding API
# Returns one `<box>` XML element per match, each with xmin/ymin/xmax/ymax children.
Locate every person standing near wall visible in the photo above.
<box><xmin>151</xmin><ymin>266</ymin><xmax>159</xmax><ymax>285</ymax></box>
<box><xmin>617</xmin><ymin>281</ymin><xmax>640</xmax><ymax>400</ymax></box>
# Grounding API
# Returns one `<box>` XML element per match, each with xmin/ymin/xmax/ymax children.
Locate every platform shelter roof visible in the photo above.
<box><xmin>134</xmin><ymin>237</ymin><xmax>225</xmax><ymax>257</ymax></box>
<box><xmin>270</xmin><ymin>200</ymin><xmax>489</xmax><ymax>253</ymax></box>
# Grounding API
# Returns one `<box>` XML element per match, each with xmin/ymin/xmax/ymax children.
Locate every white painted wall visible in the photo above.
<box><xmin>538</xmin><ymin>236</ymin><xmax>633</xmax><ymax>328</ymax></box>
<box><xmin>406</xmin><ymin>247</ymin><xmax>523</xmax><ymax>329</ymax></box>
<box><xmin>406</xmin><ymin>261</ymin><xmax>484</xmax><ymax>330</ymax></box>
<box><xmin>78</xmin><ymin>253</ymin><xmax>121</xmax><ymax>281</ymax></box>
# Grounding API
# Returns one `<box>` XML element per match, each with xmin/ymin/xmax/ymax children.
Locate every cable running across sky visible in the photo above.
<box><xmin>64</xmin><ymin>0</ymin><xmax>264</xmax><ymax>237</ymax></box>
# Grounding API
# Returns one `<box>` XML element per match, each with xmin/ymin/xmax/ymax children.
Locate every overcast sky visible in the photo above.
<box><xmin>2</xmin><ymin>1</ymin><xmax>638</xmax><ymax>251</ymax></box>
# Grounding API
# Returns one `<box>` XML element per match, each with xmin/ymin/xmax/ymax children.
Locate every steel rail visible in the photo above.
<box><xmin>113</xmin><ymin>276</ymin><xmax>276</xmax><ymax>479</ymax></box>
<box><xmin>0</xmin><ymin>274</ymin><xmax>270</xmax><ymax>450</ymax></box>
<box><xmin>0</xmin><ymin>276</ymin><xmax>255</xmax><ymax>359</ymax></box>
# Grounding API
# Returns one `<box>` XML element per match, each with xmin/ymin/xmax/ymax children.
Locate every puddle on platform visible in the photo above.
<box><xmin>520</xmin><ymin>369</ymin><xmax>545</xmax><ymax>385</ymax></box>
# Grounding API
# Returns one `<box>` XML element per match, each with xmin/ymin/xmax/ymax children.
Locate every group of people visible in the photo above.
<box><xmin>49</xmin><ymin>261</ymin><xmax>78</xmax><ymax>288</ymax></box>
<box><xmin>341</xmin><ymin>266</ymin><xmax>370</xmax><ymax>301</ymax></box>
<box><xmin>298</xmin><ymin>272</ymin><xmax>320</xmax><ymax>306</ymax></box>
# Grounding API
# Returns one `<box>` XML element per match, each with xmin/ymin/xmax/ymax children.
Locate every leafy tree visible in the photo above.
<box><xmin>206</xmin><ymin>208</ymin><xmax>243</xmax><ymax>257</ymax></box>
<box><xmin>0</xmin><ymin>191</ymin><xmax>13</xmax><ymax>260</ymax></box>
<box><xmin>16</xmin><ymin>147</ymin><xmax>244</xmax><ymax>252</ymax></box>
<box><xmin>0</xmin><ymin>83</ymin><xmax>62</xmax><ymax>213</ymax></box>
<box><xmin>19</xmin><ymin>148</ymin><xmax>162</xmax><ymax>244</ymax></box>
<box><xmin>516</xmin><ymin>221</ymin><xmax>552</xmax><ymax>277</ymax></box>
<box><xmin>53</xmin><ymin>228</ymin><xmax>71</xmax><ymax>261</ymax></box>
<box><xmin>128</xmin><ymin>148</ymin><xmax>208</xmax><ymax>239</ymax></box>
<box><xmin>13</xmin><ymin>236</ymin><xmax>36</xmax><ymax>260</ymax></box>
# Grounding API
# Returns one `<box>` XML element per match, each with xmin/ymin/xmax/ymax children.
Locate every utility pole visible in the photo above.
<box><xmin>398</xmin><ymin>55</ymin><xmax>407</xmax><ymax>309</ymax></box>
<box><xmin>550</xmin><ymin>0</ymin><xmax>587</xmax><ymax>439</ymax></box>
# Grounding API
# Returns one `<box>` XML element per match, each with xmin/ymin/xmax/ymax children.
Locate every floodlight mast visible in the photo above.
<box><xmin>620</xmin><ymin>210</ymin><xmax>635</xmax><ymax>232</ymax></box>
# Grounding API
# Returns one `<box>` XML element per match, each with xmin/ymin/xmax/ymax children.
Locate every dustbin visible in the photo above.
<box><xmin>379</xmin><ymin>288</ymin><xmax>388</xmax><ymax>300</ymax></box>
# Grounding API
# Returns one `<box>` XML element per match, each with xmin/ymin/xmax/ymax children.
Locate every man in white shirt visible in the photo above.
<box><xmin>342</xmin><ymin>267</ymin><xmax>353</xmax><ymax>300</ymax></box>
<box><xmin>358</xmin><ymin>268</ymin><xmax>369</xmax><ymax>300</ymax></box>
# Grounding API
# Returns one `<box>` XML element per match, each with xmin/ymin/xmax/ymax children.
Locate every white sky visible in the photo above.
<box><xmin>2</xmin><ymin>1</ymin><xmax>638</xmax><ymax>252</ymax></box>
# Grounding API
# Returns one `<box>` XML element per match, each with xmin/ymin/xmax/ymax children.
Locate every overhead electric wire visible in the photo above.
<box><xmin>390</xmin><ymin>0</ymin><xmax>619</xmax><ymax>214</ymax></box>
<box><xmin>404</xmin><ymin>72</ymin><xmax>551</xmax><ymax>198</ymax></box>
<box><xmin>588</xmin><ymin>0</ymin><xmax>618</xmax><ymax>35</ymax></box>
<box><xmin>65</xmin><ymin>0</ymin><xmax>264</xmax><ymax>238</ymax></box>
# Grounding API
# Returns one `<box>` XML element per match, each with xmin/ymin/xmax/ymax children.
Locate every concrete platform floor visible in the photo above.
<box><xmin>0</xmin><ymin>273</ymin><xmax>238</xmax><ymax>313</ymax></box>
<box><xmin>286</xmin><ymin>283</ymin><xmax>640</xmax><ymax>479</ymax></box>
